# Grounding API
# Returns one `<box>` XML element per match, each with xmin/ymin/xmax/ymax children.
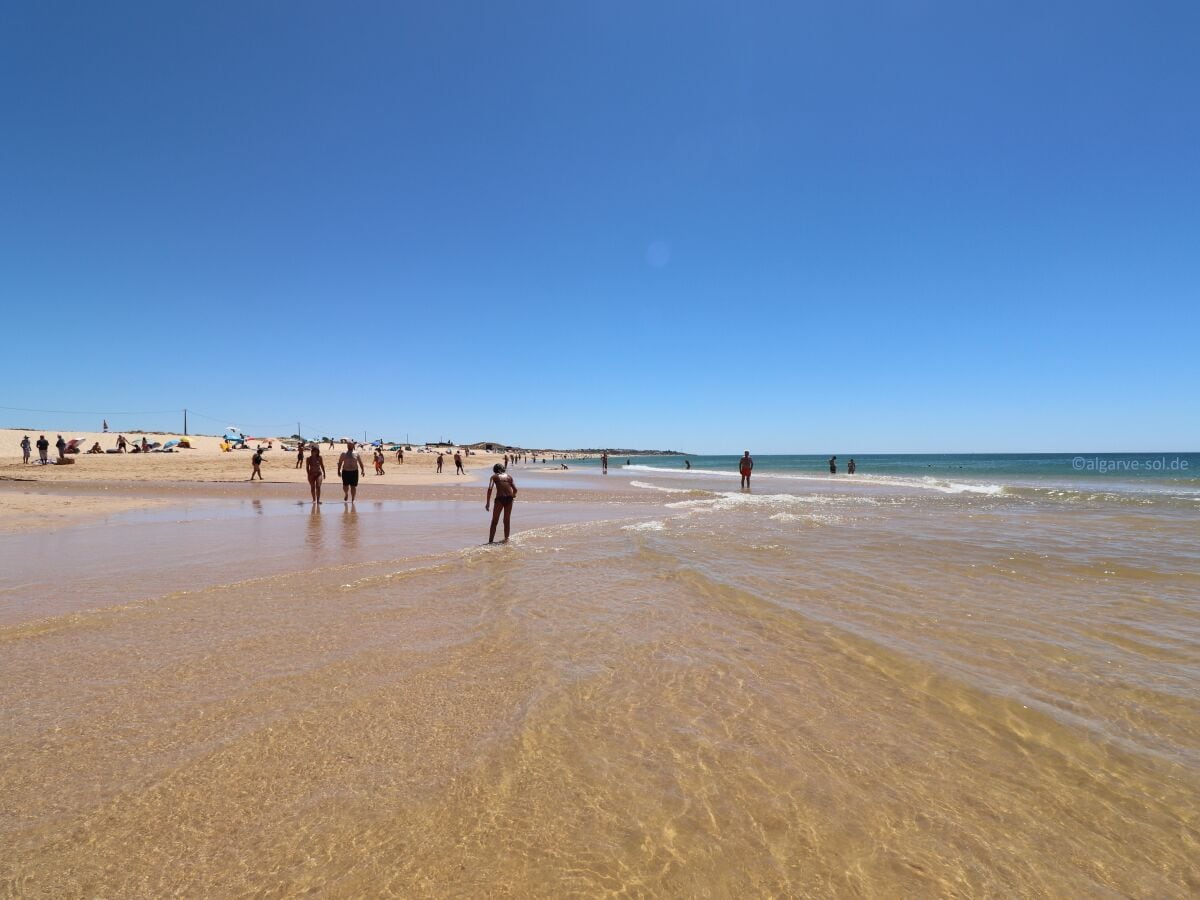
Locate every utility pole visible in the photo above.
<box><xmin>183</xmin><ymin>409</ymin><xmax>188</xmax><ymax>435</ymax></box>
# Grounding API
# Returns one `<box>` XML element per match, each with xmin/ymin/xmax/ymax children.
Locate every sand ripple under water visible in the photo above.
<box><xmin>1</xmin><ymin>481</ymin><xmax>1198</xmax><ymax>896</ymax></box>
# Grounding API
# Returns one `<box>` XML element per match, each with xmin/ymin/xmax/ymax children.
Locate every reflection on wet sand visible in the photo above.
<box><xmin>305</xmin><ymin>504</ymin><xmax>322</xmax><ymax>553</ymax></box>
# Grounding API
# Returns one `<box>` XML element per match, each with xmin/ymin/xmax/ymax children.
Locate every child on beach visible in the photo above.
<box><xmin>485</xmin><ymin>464</ymin><xmax>517</xmax><ymax>543</ymax></box>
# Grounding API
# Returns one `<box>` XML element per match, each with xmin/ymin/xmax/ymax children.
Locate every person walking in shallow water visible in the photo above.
<box><xmin>739</xmin><ymin>451</ymin><xmax>753</xmax><ymax>489</ymax></box>
<box><xmin>601</xmin><ymin>451</ymin><xmax>608</xmax><ymax>474</ymax></box>
<box><xmin>339</xmin><ymin>441</ymin><xmax>364</xmax><ymax>502</ymax></box>
<box><xmin>486</xmin><ymin>463</ymin><xmax>518</xmax><ymax>543</ymax></box>
<box><xmin>848</xmin><ymin>458</ymin><xmax>857</xmax><ymax>475</ymax></box>
<box><xmin>828</xmin><ymin>455</ymin><xmax>837</xmax><ymax>474</ymax></box>
<box><xmin>306</xmin><ymin>445</ymin><xmax>326</xmax><ymax>504</ymax></box>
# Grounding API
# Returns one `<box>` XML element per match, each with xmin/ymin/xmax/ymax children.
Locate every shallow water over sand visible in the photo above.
<box><xmin>1</xmin><ymin>473</ymin><xmax>1197</xmax><ymax>896</ymax></box>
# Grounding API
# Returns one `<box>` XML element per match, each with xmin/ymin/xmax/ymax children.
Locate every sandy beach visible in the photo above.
<box><xmin>0</xmin><ymin>428</ymin><xmax>585</xmax><ymax>532</ymax></box>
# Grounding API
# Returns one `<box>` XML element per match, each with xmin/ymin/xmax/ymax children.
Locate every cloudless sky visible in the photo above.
<box><xmin>2</xmin><ymin>1</ymin><xmax>1197</xmax><ymax>451</ymax></box>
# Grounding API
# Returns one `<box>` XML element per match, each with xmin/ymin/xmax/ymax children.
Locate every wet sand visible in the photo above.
<box><xmin>1</xmin><ymin>468</ymin><xmax>1197</xmax><ymax>896</ymax></box>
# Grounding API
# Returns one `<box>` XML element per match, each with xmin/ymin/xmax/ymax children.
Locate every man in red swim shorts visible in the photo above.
<box><xmin>739</xmin><ymin>450</ymin><xmax>754</xmax><ymax>489</ymax></box>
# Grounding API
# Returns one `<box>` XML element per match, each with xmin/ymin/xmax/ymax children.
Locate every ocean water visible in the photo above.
<box><xmin>585</xmin><ymin>451</ymin><xmax>1200</xmax><ymax>492</ymax></box>
<box><xmin>2</xmin><ymin>463</ymin><xmax>1198</xmax><ymax>895</ymax></box>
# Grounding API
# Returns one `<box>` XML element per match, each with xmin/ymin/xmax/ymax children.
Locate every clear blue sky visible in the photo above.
<box><xmin>3</xmin><ymin>2</ymin><xmax>1197</xmax><ymax>452</ymax></box>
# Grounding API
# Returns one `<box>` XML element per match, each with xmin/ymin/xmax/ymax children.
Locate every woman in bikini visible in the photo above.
<box><xmin>306</xmin><ymin>444</ymin><xmax>327</xmax><ymax>504</ymax></box>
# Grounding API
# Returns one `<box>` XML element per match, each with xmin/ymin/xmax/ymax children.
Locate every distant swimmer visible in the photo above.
<box><xmin>739</xmin><ymin>450</ymin><xmax>753</xmax><ymax>489</ymax></box>
<box><xmin>848</xmin><ymin>458</ymin><xmax>857</xmax><ymax>475</ymax></box>
<box><xmin>601</xmin><ymin>451</ymin><xmax>609</xmax><ymax>474</ymax></box>
<box><xmin>828</xmin><ymin>456</ymin><xmax>837</xmax><ymax>475</ymax></box>
<box><xmin>250</xmin><ymin>447</ymin><xmax>264</xmax><ymax>480</ymax></box>
<box><xmin>338</xmin><ymin>440</ymin><xmax>364</xmax><ymax>502</ymax></box>
<box><xmin>306</xmin><ymin>444</ymin><xmax>327</xmax><ymax>504</ymax></box>
<box><xmin>20</xmin><ymin>435</ymin><xmax>31</xmax><ymax>464</ymax></box>
<box><xmin>684</xmin><ymin>459</ymin><xmax>691</xmax><ymax>470</ymax></box>
<box><xmin>454</xmin><ymin>451</ymin><xmax>466</xmax><ymax>475</ymax></box>
<box><xmin>485</xmin><ymin>463</ymin><xmax>518</xmax><ymax>543</ymax></box>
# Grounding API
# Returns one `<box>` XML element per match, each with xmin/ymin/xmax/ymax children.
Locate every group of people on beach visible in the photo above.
<box><xmin>278</xmin><ymin>441</ymin><xmax>519</xmax><ymax>542</ymax></box>
<box><xmin>736</xmin><ymin>452</ymin><xmax>857</xmax><ymax>488</ymax></box>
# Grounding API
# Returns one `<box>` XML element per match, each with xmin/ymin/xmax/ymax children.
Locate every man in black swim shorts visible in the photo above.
<box><xmin>338</xmin><ymin>440</ymin><xmax>364</xmax><ymax>502</ymax></box>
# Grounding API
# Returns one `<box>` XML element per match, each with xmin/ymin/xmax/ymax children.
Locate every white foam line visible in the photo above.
<box><xmin>623</xmin><ymin>465</ymin><xmax>1005</xmax><ymax>496</ymax></box>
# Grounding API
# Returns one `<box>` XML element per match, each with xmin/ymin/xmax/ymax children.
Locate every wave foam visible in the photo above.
<box><xmin>622</xmin><ymin>520</ymin><xmax>666</xmax><ymax>532</ymax></box>
<box><xmin>623</xmin><ymin>464</ymin><xmax>1004</xmax><ymax>496</ymax></box>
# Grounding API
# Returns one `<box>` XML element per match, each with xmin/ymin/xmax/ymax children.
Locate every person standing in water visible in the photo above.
<box><xmin>848</xmin><ymin>458</ymin><xmax>857</xmax><ymax>475</ymax></box>
<box><xmin>828</xmin><ymin>456</ymin><xmax>837</xmax><ymax>474</ymax></box>
<box><xmin>338</xmin><ymin>440</ymin><xmax>364</xmax><ymax>502</ymax></box>
<box><xmin>306</xmin><ymin>444</ymin><xmax>326</xmax><ymax>504</ymax></box>
<box><xmin>485</xmin><ymin>463</ymin><xmax>518</xmax><ymax>543</ymax></box>
<box><xmin>601</xmin><ymin>451</ymin><xmax>608</xmax><ymax>473</ymax></box>
<box><xmin>739</xmin><ymin>451</ymin><xmax>753</xmax><ymax>489</ymax></box>
<box><xmin>684</xmin><ymin>458</ymin><xmax>691</xmax><ymax>470</ymax></box>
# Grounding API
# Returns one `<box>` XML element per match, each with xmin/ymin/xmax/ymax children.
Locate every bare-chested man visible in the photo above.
<box><xmin>338</xmin><ymin>440</ymin><xmax>364</xmax><ymax>502</ymax></box>
<box><xmin>739</xmin><ymin>450</ymin><xmax>753</xmax><ymax>489</ymax></box>
<box><xmin>485</xmin><ymin>463</ymin><xmax>518</xmax><ymax>543</ymax></box>
<box><xmin>454</xmin><ymin>451</ymin><xmax>466</xmax><ymax>475</ymax></box>
<box><xmin>306</xmin><ymin>444</ymin><xmax>327</xmax><ymax>504</ymax></box>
